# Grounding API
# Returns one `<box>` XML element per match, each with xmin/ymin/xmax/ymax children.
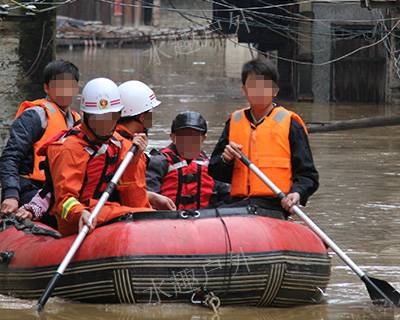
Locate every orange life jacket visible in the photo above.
<box><xmin>38</xmin><ymin>128</ymin><xmax>122</xmax><ymax>208</ymax></box>
<box><xmin>229</xmin><ymin>106</ymin><xmax>308</xmax><ymax>197</ymax></box>
<box><xmin>115</xmin><ymin>124</ymin><xmax>151</xmax><ymax>208</ymax></box>
<box><xmin>38</xmin><ymin>125</ymin><xmax>153</xmax><ymax>236</ymax></box>
<box><xmin>160</xmin><ymin>147</ymin><xmax>214</xmax><ymax>210</ymax></box>
<box><xmin>79</xmin><ymin>135</ymin><xmax>122</xmax><ymax>204</ymax></box>
<box><xmin>15</xmin><ymin>99</ymin><xmax>80</xmax><ymax>182</ymax></box>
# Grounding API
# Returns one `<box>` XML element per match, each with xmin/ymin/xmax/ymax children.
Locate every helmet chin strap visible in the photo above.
<box><xmin>84</xmin><ymin>114</ymin><xmax>116</xmax><ymax>142</ymax></box>
<box><xmin>132</xmin><ymin>116</ymin><xmax>149</xmax><ymax>136</ymax></box>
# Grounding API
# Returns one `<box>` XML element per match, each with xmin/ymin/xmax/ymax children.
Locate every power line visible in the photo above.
<box><xmin>5</xmin><ymin>0</ymin><xmax>399</xmax><ymax>67</ymax></box>
<box><xmin>5</xmin><ymin>0</ymin><xmax>79</xmax><ymax>13</ymax></box>
<box><xmin>156</xmin><ymin>1</ymin><xmax>400</xmax><ymax>66</ymax></box>
<box><xmin>90</xmin><ymin>0</ymin><xmax>400</xmax><ymax>23</ymax></box>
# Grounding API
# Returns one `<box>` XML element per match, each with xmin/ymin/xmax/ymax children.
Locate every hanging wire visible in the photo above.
<box><xmin>4</xmin><ymin>0</ymin><xmax>399</xmax><ymax>24</ymax></box>
<box><xmin>5</xmin><ymin>0</ymin><xmax>79</xmax><ymax>13</ymax></box>
<box><xmin>141</xmin><ymin>0</ymin><xmax>400</xmax><ymax>66</ymax></box>
<box><xmin>3</xmin><ymin>0</ymin><xmax>400</xmax><ymax>67</ymax></box>
<box><xmin>378</xmin><ymin>11</ymin><xmax>400</xmax><ymax>80</ymax></box>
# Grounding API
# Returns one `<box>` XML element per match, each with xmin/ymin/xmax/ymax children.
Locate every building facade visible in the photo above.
<box><xmin>57</xmin><ymin>0</ymin><xmax>212</xmax><ymax>28</ymax></box>
<box><xmin>214</xmin><ymin>0</ymin><xmax>398</xmax><ymax>104</ymax></box>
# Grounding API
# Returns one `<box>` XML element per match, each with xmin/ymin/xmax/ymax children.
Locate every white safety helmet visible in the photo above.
<box><xmin>80</xmin><ymin>78</ymin><xmax>124</xmax><ymax>115</ymax></box>
<box><xmin>118</xmin><ymin>80</ymin><xmax>161</xmax><ymax>118</ymax></box>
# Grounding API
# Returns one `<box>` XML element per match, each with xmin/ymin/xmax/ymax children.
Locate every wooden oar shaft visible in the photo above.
<box><xmin>37</xmin><ymin>145</ymin><xmax>137</xmax><ymax>311</ymax></box>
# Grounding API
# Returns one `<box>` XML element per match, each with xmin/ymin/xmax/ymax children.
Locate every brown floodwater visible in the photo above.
<box><xmin>1</xmin><ymin>41</ymin><xmax>400</xmax><ymax>320</ymax></box>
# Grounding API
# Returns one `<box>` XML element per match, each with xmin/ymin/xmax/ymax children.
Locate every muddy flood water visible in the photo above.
<box><xmin>1</xmin><ymin>41</ymin><xmax>400</xmax><ymax>320</ymax></box>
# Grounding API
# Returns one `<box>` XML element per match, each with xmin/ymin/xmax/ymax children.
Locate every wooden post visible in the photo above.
<box><xmin>95</xmin><ymin>0</ymin><xmax>101</xmax><ymax>22</ymax></box>
<box><xmin>296</xmin><ymin>3</ymin><xmax>314</xmax><ymax>102</ymax></box>
<box><xmin>112</xmin><ymin>0</ymin><xmax>123</xmax><ymax>26</ymax></box>
<box><xmin>124</xmin><ymin>0</ymin><xmax>133</xmax><ymax>26</ymax></box>
<box><xmin>134</xmin><ymin>0</ymin><xmax>142</xmax><ymax>27</ymax></box>
<box><xmin>152</xmin><ymin>0</ymin><xmax>161</xmax><ymax>27</ymax></box>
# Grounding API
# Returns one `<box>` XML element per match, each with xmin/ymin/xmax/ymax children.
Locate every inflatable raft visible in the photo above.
<box><xmin>0</xmin><ymin>208</ymin><xmax>331</xmax><ymax>307</ymax></box>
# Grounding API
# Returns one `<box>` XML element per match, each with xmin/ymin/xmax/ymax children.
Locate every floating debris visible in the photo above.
<box><xmin>56</xmin><ymin>16</ymin><xmax>225</xmax><ymax>50</ymax></box>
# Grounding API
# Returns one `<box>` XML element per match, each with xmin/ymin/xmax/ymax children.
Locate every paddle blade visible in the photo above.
<box><xmin>37</xmin><ymin>272</ymin><xmax>62</xmax><ymax>312</ymax></box>
<box><xmin>362</xmin><ymin>275</ymin><xmax>400</xmax><ymax>307</ymax></box>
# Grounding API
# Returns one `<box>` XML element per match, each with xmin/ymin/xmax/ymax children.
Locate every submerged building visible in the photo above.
<box><xmin>213</xmin><ymin>0</ymin><xmax>399</xmax><ymax>104</ymax></box>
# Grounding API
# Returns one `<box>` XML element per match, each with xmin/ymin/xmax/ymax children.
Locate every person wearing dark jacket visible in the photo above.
<box><xmin>208</xmin><ymin>58</ymin><xmax>318</xmax><ymax>218</ymax></box>
<box><xmin>146</xmin><ymin>111</ymin><xmax>230</xmax><ymax>210</ymax></box>
<box><xmin>0</xmin><ymin>60</ymin><xmax>80</xmax><ymax>214</ymax></box>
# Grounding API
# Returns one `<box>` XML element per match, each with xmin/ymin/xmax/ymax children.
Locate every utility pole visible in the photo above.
<box><xmin>152</xmin><ymin>0</ymin><xmax>161</xmax><ymax>27</ymax></box>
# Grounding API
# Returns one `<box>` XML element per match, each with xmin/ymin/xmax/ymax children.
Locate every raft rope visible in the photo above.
<box><xmin>215</xmin><ymin>208</ymin><xmax>234</xmax><ymax>298</ymax></box>
<box><xmin>0</xmin><ymin>215</ymin><xmax>61</xmax><ymax>238</ymax></box>
<box><xmin>191</xmin><ymin>287</ymin><xmax>221</xmax><ymax>314</ymax></box>
<box><xmin>182</xmin><ymin>208</ymin><xmax>233</xmax><ymax>310</ymax></box>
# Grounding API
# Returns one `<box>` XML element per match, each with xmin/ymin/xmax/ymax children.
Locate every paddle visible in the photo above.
<box><xmin>236</xmin><ymin>151</ymin><xmax>400</xmax><ymax>307</ymax></box>
<box><xmin>37</xmin><ymin>144</ymin><xmax>137</xmax><ymax>312</ymax></box>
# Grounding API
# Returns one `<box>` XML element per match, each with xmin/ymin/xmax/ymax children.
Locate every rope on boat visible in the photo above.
<box><xmin>191</xmin><ymin>288</ymin><xmax>221</xmax><ymax>314</ymax></box>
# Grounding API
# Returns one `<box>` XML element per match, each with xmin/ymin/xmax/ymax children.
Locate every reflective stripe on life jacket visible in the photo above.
<box><xmin>15</xmin><ymin>99</ymin><xmax>80</xmax><ymax>182</ymax></box>
<box><xmin>229</xmin><ymin>106</ymin><xmax>308</xmax><ymax>197</ymax></box>
<box><xmin>160</xmin><ymin>147</ymin><xmax>214</xmax><ymax>210</ymax></box>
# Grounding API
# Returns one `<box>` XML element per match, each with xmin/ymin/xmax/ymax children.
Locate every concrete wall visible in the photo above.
<box><xmin>312</xmin><ymin>3</ymin><xmax>381</xmax><ymax>102</ymax></box>
<box><xmin>0</xmin><ymin>11</ymin><xmax>56</xmax><ymax>118</ymax></box>
<box><xmin>159</xmin><ymin>0</ymin><xmax>212</xmax><ymax>28</ymax></box>
<box><xmin>0</xmin><ymin>21</ymin><xmax>21</xmax><ymax>117</ymax></box>
<box><xmin>387</xmin><ymin>11</ymin><xmax>400</xmax><ymax>104</ymax></box>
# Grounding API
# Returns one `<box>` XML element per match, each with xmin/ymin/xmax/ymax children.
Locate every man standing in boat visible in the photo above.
<box><xmin>0</xmin><ymin>60</ymin><xmax>80</xmax><ymax>215</ymax></box>
<box><xmin>39</xmin><ymin>78</ymin><xmax>152</xmax><ymax>236</ymax></box>
<box><xmin>146</xmin><ymin>111</ymin><xmax>230</xmax><ymax>210</ymax></box>
<box><xmin>208</xmin><ymin>57</ymin><xmax>319</xmax><ymax>218</ymax></box>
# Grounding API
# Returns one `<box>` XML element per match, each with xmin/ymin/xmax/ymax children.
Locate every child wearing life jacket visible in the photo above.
<box><xmin>146</xmin><ymin>111</ymin><xmax>230</xmax><ymax>210</ymax></box>
<box><xmin>208</xmin><ymin>57</ymin><xmax>319</xmax><ymax>217</ymax></box>
<box><xmin>0</xmin><ymin>60</ymin><xmax>80</xmax><ymax>215</ymax></box>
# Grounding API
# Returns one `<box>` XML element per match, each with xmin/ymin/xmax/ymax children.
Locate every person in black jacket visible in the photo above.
<box><xmin>208</xmin><ymin>58</ymin><xmax>318</xmax><ymax>217</ymax></box>
<box><xmin>146</xmin><ymin>111</ymin><xmax>230</xmax><ymax>210</ymax></box>
<box><xmin>0</xmin><ymin>60</ymin><xmax>80</xmax><ymax>214</ymax></box>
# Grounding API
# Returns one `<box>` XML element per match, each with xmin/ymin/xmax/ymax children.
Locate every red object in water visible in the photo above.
<box><xmin>0</xmin><ymin>211</ymin><xmax>331</xmax><ymax>307</ymax></box>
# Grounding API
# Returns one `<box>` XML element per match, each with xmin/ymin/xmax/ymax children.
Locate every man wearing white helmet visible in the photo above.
<box><xmin>39</xmin><ymin>78</ymin><xmax>152</xmax><ymax>236</ymax></box>
<box><xmin>117</xmin><ymin>80</ymin><xmax>176</xmax><ymax>210</ymax></box>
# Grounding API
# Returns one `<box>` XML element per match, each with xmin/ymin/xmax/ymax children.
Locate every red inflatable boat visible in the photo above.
<box><xmin>0</xmin><ymin>208</ymin><xmax>331</xmax><ymax>307</ymax></box>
